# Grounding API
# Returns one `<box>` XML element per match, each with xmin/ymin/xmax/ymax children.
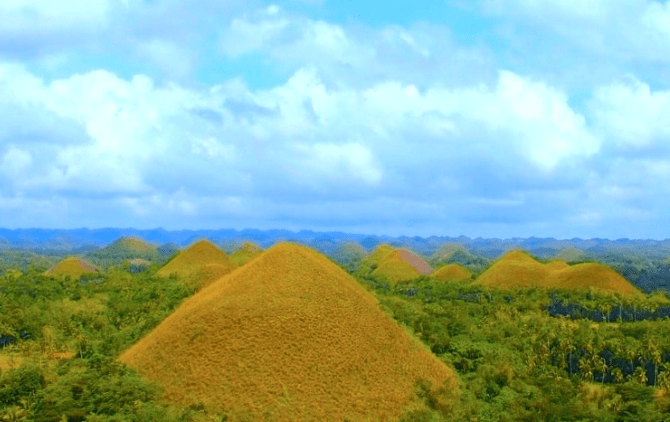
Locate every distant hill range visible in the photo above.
<box><xmin>0</xmin><ymin>228</ymin><xmax>669</xmax><ymax>294</ymax></box>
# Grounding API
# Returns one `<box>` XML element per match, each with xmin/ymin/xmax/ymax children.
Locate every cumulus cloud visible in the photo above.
<box><xmin>1</xmin><ymin>1</ymin><xmax>670</xmax><ymax>237</ymax></box>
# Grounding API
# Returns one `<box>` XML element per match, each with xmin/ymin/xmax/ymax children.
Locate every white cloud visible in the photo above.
<box><xmin>588</xmin><ymin>75</ymin><xmax>670</xmax><ymax>150</ymax></box>
<box><xmin>1</xmin><ymin>146</ymin><xmax>32</xmax><ymax>176</ymax></box>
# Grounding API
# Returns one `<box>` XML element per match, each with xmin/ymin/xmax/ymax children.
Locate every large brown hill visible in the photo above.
<box><xmin>119</xmin><ymin>242</ymin><xmax>459</xmax><ymax>421</ymax></box>
<box><xmin>472</xmin><ymin>249</ymin><xmax>549</xmax><ymax>290</ymax></box>
<box><xmin>155</xmin><ymin>239</ymin><xmax>238</xmax><ymax>287</ymax></box>
<box><xmin>44</xmin><ymin>257</ymin><xmax>101</xmax><ymax>279</ymax></box>
<box><xmin>472</xmin><ymin>250</ymin><xmax>644</xmax><ymax>297</ymax></box>
<box><xmin>545</xmin><ymin>263</ymin><xmax>645</xmax><ymax>298</ymax></box>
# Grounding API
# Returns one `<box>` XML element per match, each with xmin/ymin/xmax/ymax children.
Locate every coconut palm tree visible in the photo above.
<box><xmin>635</xmin><ymin>366</ymin><xmax>648</xmax><ymax>385</ymax></box>
<box><xmin>612</xmin><ymin>367</ymin><xmax>625</xmax><ymax>384</ymax></box>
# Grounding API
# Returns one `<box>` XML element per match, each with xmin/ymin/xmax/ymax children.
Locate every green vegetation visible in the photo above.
<box><xmin>0</xmin><ymin>239</ymin><xmax>669</xmax><ymax>421</ymax></box>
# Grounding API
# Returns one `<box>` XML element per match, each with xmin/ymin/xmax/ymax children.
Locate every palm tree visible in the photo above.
<box><xmin>612</xmin><ymin>367</ymin><xmax>625</xmax><ymax>384</ymax></box>
<box><xmin>635</xmin><ymin>366</ymin><xmax>648</xmax><ymax>385</ymax></box>
<box><xmin>580</xmin><ymin>356</ymin><xmax>594</xmax><ymax>381</ymax></box>
<box><xmin>596</xmin><ymin>356</ymin><xmax>608</xmax><ymax>385</ymax></box>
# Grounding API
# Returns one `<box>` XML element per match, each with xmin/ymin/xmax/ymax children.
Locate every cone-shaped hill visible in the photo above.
<box><xmin>88</xmin><ymin>236</ymin><xmax>161</xmax><ymax>262</ymax></box>
<box><xmin>329</xmin><ymin>241</ymin><xmax>367</xmax><ymax>269</ymax></box>
<box><xmin>472</xmin><ymin>249</ymin><xmax>551</xmax><ymax>290</ymax></box>
<box><xmin>44</xmin><ymin>257</ymin><xmax>101</xmax><ymax>279</ymax></box>
<box><xmin>361</xmin><ymin>245</ymin><xmax>432</xmax><ymax>285</ymax></box>
<box><xmin>432</xmin><ymin>264</ymin><xmax>472</xmax><ymax>282</ymax></box>
<box><xmin>545</xmin><ymin>263</ymin><xmax>645</xmax><ymax>298</ymax></box>
<box><xmin>230</xmin><ymin>241</ymin><xmax>263</xmax><ymax>267</ymax></box>
<box><xmin>473</xmin><ymin>250</ymin><xmax>645</xmax><ymax>297</ymax></box>
<box><xmin>155</xmin><ymin>239</ymin><xmax>238</xmax><ymax>288</ymax></box>
<box><xmin>428</xmin><ymin>243</ymin><xmax>480</xmax><ymax>266</ymax></box>
<box><xmin>119</xmin><ymin>242</ymin><xmax>460</xmax><ymax>421</ymax></box>
<box><xmin>553</xmin><ymin>247</ymin><xmax>588</xmax><ymax>262</ymax></box>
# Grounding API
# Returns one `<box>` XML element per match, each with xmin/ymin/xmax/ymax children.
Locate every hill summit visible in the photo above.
<box><xmin>472</xmin><ymin>249</ymin><xmax>644</xmax><ymax>297</ymax></box>
<box><xmin>155</xmin><ymin>239</ymin><xmax>238</xmax><ymax>287</ymax></box>
<box><xmin>44</xmin><ymin>257</ymin><xmax>101</xmax><ymax>279</ymax></box>
<box><xmin>119</xmin><ymin>242</ymin><xmax>459</xmax><ymax>421</ymax></box>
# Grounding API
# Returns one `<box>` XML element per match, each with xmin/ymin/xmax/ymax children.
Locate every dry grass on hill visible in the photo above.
<box><xmin>230</xmin><ymin>242</ymin><xmax>263</xmax><ymax>267</ymax></box>
<box><xmin>431</xmin><ymin>264</ymin><xmax>472</xmax><ymax>282</ymax></box>
<box><xmin>393</xmin><ymin>250</ymin><xmax>433</xmax><ymax>275</ymax></box>
<box><xmin>113</xmin><ymin>237</ymin><xmax>157</xmax><ymax>253</ymax></box>
<box><xmin>545</xmin><ymin>260</ymin><xmax>569</xmax><ymax>271</ymax></box>
<box><xmin>371</xmin><ymin>256</ymin><xmax>423</xmax><ymax>286</ymax></box>
<box><xmin>44</xmin><ymin>257</ymin><xmax>101</xmax><ymax>279</ymax></box>
<box><xmin>119</xmin><ymin>242</ymin><xmax>460</xmax><ymax>422</ymax></box>
<box><xmin>472</xmin><ymin>250</ymin><xmax>644</xmax><ymax>298</ymax></box>
<box><xmin>545</xmin><ymin>263</ymin><xmax>645</xmax><ymax>298</ymax></box>
<box><xmin>155</xmin><ymin>239</ymin><xmax>238</xmax><ymax>284</ymax></box>
<box><xmin>472</xmin><ymin>249</ymin><xmax>550</xmax><ymax>290</ymax></box>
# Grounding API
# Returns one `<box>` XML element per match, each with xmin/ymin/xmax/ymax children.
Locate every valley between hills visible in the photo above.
<box><xmin>1</xmin><ymin>233</ymin><xmax>670</xmax><ymax>421</ymax></box>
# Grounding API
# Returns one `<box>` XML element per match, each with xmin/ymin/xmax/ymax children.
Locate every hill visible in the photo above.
<box><xmin>473</xmin><ymin>250</ymin><xmax>645</xmax><ymax>298</ymax></box>
<box><xmin>86</xmin><ymin>236</ymin><xmax>161</xmax><ymax>265</ymax></box>
<box><xmin>44</xmin><ymin>257</ymin><xmax>101</xmax><ymax>279</ymax></box>
<box><xmin>155</xmin><ymin>239</ymin><xmax>238</xmax><ymax>287</ymax></box>
<box><xmin>371</xmin><ymin>255</ymin><xmax>423</xmax><ymax>285</ymax></box>
<box><xmin>119</xmin><ymin>242</ymin><xmax>460</xmax><ymax>421</ymax></box>
<box><xmin>471</xmin><ymin>249</ymin><xmax>551</xmax><ymax>290</ymax></box>
<box><xmin>553</xmin><ymin>247</ymin><xmax>588</xmax><ymax>262</ymax></box>
<box><xmin>431</xmin><ymin>264</ymin><xmax>472</xmax><ymax>282</ymax></box>
<box><xmin>329</xmin><ymin>241</ymin><xmax>367</xmax><ymax>273</ymax></box>
<box><xmin>545</xmin><ymin>263</ymin><xmax>646</xmax><ymax>298</ymax></box>
<box><xmin>394</xmin><ymin>249</ymin><xmax>433</xmax><ymax>275</ymax></box>
<box><xmin>229</xmin><ymin>241</ymin><xmax>263</xmax><ymax>267</ymax></box>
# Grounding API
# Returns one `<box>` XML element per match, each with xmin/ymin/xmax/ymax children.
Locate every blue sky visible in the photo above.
<box><xmin>1</xmin><ymin>0</ymin><xmax>670</xmax><ymax>239</ymax></box>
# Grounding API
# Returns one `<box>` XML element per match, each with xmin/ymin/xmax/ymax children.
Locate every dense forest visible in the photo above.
<box><xmin>1</xmin><ymin>244</ymin><xmax>670</xmax><ymax>421</ymax></box>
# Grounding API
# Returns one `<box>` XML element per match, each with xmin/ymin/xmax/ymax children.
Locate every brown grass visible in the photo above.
<box><xmin>471</xmin><ymin>249</ymin><xmax>550</xmax><ymax>290</ymax></box>
<box><xmin>472</xmin><ymin>250</ymin><xmax>644</xmax><ymax>298</ymax></box>
<box><xmin>43</xmin><ymin>257</ymin><xmax>101</xmax><ymax>279</ymax></box>
<box><xmin>371</xmin><ymin>257</ymin><xmax>423</xmax><ymax>286</ymax></box>
<box><xmin>119</xmin><ymin>242</ymin><xmax>459</xmax><ymax>422</ymax></box>
<box><xmin>230</xmin><ymin>242</ymin><xmax>264</xmax><ymax>267</ymax></box>
<box><xmin>431</xmin><ymin>264</ymin><xmax>472</xmax><ymax>282</ymax></box>
<box><xmin>393</xmin><ymin>250</ymin><xmax>433</xmax><ymax>275</ymax></box>
<box><xmin>155</xmin><ymin>239</ymin><xmax>238</xmax><ymax>282</ymax></box>
<box><xmin>545</xmin><ymin>260</ymin><xmax>569</xmax><ymax>271</ymax></box>
<box><xmin>111</xmin><ymin>236</ymin><xmax>157</xmax><ymax>253</ymax></box>
<box><xmin>545</xmin><ymin>263</ymin><xmax>645</xmax><ymax>298</ymax></box>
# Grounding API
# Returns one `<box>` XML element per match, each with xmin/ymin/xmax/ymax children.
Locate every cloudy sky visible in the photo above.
<box><xmin>1</xmin><ymin>0</ymin><xmax>670</xmax><ymax>239</ymax></box>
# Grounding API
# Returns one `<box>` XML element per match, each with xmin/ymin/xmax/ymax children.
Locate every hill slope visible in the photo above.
<box><xmin>155</xmin><ymin>239</ymin><xmax>238</xmax><ymax>286</ymax></box>
<box><xmin>432</xmin><ymin>264</ymin><xmax>472</xmax><ymax>282</ymax></box>
<box><xmin>472</xmin><ymin>249</ymin><xmax>551</xmax><ymax>290</ymax></box>
<box><xmin>119</xmin><ymin>242</ymin><xmax>459</xmax><ymax>421</ymax></box>
<box><xmin>44</xmin><ymin>257</ymin><xmax>101</xmax><ymax>279</ymax></box>
<box><xmin>229</xmin><ymin>241</ymin><xmax>263</xmax><ymax>267</ymax></box>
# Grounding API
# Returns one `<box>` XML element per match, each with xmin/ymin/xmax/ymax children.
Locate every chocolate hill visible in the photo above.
<box><xmin>472</xmin><ymin>250</ymin><xmax>552</xmax><ymax>290</ymax></box>
<box><xmin>88</xmin><ymin>236</ymin><xmax>161</xmax><ymax>264</ymax></box>
<box><xmin>432</xmin><ymin>264</ymin><xmax>472</xmax><ymax>282</ymax></box>
<box><xmin>473</xmin><ymin>250</ymin><xmax>644</xmax><ymax>297</ymax></box>
<box><xmin>545</xmin><ymin>263</ymin><xmax>645</xmax><ymax>298</ymax></box>
<box><xmin>394</xmin><ymin>249</ymin><xmax>433</xmax><ymax>275</ymax></box>
<box><xmin>361</xmin><ymin>245</ymin><xmax>432</xmax><ymax>285</ymax></box>
<box><xmin>155</xmin><ymin>239</ymin><xmax>238</xmax><ymax>286</ymax></box>
<box><xmin>230</xmin><ymin>241</ymin><xmax>263</xmax><ymax>267</ymax></box>
<box><xmin>44</xmin><ymin>257</ymin><xmax>101</xmax><ymax>279</ymax></box>
<box><xmin>119</xmin><ymin>242</ymin><xmax>460</xmax><ymax>421</ymax></box>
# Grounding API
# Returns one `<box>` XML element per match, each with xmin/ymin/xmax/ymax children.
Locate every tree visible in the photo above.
<box><xmin>596</xmin><ymin>357</ymin><xmax>608</xmax><ymax>385</ymax></box>
<box><xmin>635</xmin><ymin>366</ymin><xmax>648</xmax><ymax>385</ymax></box>
<box><xmin>612</xmin><ymin>367</ymin><xmax>625</xmax><ymax>384</ymax></box>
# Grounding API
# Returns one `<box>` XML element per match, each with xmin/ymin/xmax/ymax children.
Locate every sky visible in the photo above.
<box><xmin>1</xmin><ymin>0</ymin><xmax>670</xmax><ymax>239</ymax></box>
